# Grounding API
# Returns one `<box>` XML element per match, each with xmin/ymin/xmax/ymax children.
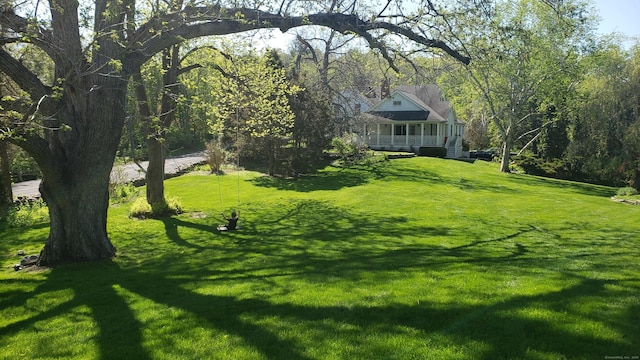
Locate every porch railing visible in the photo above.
<box><xmin>364</xmin><ymin>135</ymin><xmax>441</xmax><ymax>147</ymax></box>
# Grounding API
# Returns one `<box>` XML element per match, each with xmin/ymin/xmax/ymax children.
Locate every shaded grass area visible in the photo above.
<box><xmin>1</xmin><ymin>158</ymin><xmax>639</xmax><ymax>359</ymax></box>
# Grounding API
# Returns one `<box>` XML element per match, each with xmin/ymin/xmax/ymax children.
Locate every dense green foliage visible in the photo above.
<box><xmin>441</xmin><ymin>0</ymin><xmax>592</xmax><ymax>172</ymax></box>
<box><xmin>330</xmin><ymin>133</ymin><xmax>371</xmax><ymax>165</ymax></box>
<box><xmin>2</xmin><ymin>158</ymin><xmax>638</xmax><ymax>359</ymax></box>
<box><xmin>418</xmin><ymin>146</ymin><xmax>447</xmax><ymax>158</ymax></box>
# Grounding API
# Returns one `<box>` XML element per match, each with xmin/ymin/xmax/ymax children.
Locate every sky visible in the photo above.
<box><xmin>264</xmin><ymin>0</ymin><xmax>640</xmax><ymax>50</ymax></box>
<box><xmin>592</xmin><ymin>0</ymin><xmax>640</xmax><ymax>38</ymax></box>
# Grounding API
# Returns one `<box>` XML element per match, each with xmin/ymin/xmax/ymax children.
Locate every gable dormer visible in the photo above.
<box><xmin>367</xmin><ymin>90</ymin><xmax>446</xmax><ymax>122</ymax></box>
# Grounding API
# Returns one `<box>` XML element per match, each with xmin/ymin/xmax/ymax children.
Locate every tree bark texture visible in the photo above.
<box><xmin>145</xmin><ymin>137</ymin><xmax>166</xmax><ymax>209</ymax></box>
<box><xmin>500</xmin><ymin>140</ymin><xmax>512</xmax><ymax>173</ymax></box>
<box><xmin>0</xmin><ymin>140</ymin><xmax>13</xmax><ymax>206</ymax></box>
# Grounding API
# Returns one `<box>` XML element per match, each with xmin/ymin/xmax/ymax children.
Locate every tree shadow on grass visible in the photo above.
<box><xmin>158</xmin><ymin>216</ymin><xmax>214</xmax><ymax>250</ymax></box>
<box><xmin>3</xmin><ymin>202</ymin><xmax>638</xmax><ymax>358</ymax></box>
<box><xmin>249</xmin><ymin>160</ymin><xmax>530</xmax><ymax>196</ymax></box>
<box><xmin>508</xmin><ymin>173</ymin><xmax>616</xmax><ymax>198</ymax></box>
<box><xmin>1</xmin><ymin>262</ymin><xmax>151</xmax><ymax>359</ymax></box>
<box><xmin>250</xmin><ymin>168</ymin><xmax>375</xmax><ymax>192</ymax></box>
<box><xmin>3</xmin><ymin>260</ymin><xmax>636</xmax><ymax>359</ymax></box>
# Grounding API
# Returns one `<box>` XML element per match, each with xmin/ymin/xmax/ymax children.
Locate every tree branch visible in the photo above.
<box><xmin>126</xmin><ymin>7</ymin><xmax>470</xmax><ymax>70</ymax></box>
<box><xmin>0</xmin><ymin>48</ymin><xmax>50</xmax><ymax>101</ymax></box>
<box><xmin>0</xmin><ymin>8</ymin><xmax>56</xmax><ymax>59</ymax></box>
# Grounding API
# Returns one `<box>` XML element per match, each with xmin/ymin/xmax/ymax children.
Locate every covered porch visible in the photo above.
<box><xmin>361</xmin><ymin>121</ymin><xmax>451</xmax><ymax>150</ymax></box>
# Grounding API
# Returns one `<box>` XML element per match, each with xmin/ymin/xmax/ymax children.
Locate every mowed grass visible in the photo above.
<box><xmin>1</xmin><ymin>157</ymin><xmax>639</xmax><ymax>359</ymax></box>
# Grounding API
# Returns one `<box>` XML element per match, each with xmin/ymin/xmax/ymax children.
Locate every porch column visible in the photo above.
<box><xmin>391</xmin><ymin>124</ymin><xmax>394</xmax><ymax>146</ymax></box>
<box><xmin>420</xmin><ymin>124</ymin><xmax>424</xmax><ymax>146</ymax></box>
<box><xmin>405</xmin><ymin>122</ymin><xmax>409</xmax><ymax>145</ymax></box>
<box><xmin>376</xmin><ymin>123</ymin><xmax>380</xmax><ymax>145</ymax></box>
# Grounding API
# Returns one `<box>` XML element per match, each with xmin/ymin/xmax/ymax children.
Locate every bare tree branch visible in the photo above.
<box><xmin>0</xmin><ymin>47</ymin><xmax>50</xmax><ymax>101</ymax></box>
<box><xmin>126</xmin><ymin>7</ymin><xmax>470</xmax><ymax>70</ymax></box>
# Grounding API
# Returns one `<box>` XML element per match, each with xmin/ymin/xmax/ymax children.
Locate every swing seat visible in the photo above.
<box><xmin>217</xmin><ymin>224</ymin><xmax>240</xmax><ymax>231</ymax></box>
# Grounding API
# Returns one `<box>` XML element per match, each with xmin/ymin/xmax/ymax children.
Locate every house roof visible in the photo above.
<box><xmin>366</xmin><ymin>84</ymin><xmax>457</xmax><ymax>123</ymax></box>
<box><xmin>397</xmin><ymin>84</ymin><xmax>452</xmax><ymax>118</ymax></box>
<box><xmin>369</xmin><ymin>110</ymin><xmax>430</xmax><ymax>121</ymax></box>
<box><xmin>335</xmin><ymin>84</ymin><xmax>465</xmax><ymax>125</ymax></box>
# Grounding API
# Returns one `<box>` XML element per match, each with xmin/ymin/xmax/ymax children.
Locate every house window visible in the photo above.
<box><xmin>428</xmin><ymin>124</ymin><xmax>437</xmax><ymax>136</ymax></box>
<box><xmin>393</xmin><ymin>100</ymin><xmax>402</xmax><ymax>106</ymax></box>
<box><xmin>394</xmin><ymin>125</ymin><xmax>407</xmax><ymax>135</ymax></box>
<box><xmin>409</xmin><ymin>125</ymin><xmax>417</xmax><ymax>135</ymax></box>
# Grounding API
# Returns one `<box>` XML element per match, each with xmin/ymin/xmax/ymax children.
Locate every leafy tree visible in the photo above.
<box><xmin>565</xmin><ymin>41</ymin><xmax>640</xmax><ymax>187</ymax></box>
<box><xmin>0</xmin><ymin>0</ymin><xmax>471</xmax><ymax>265</ymax></box>
<box><xmin>220</xmin><ymin>50</ymin><xmax>301</xmax><ymax>176</ymax></box>
<box><xmin>440</xmin><ymin>0</ymin><xmax>592</xmax><ymax>172</ymax></box>
<box><xmin>287</xmin><ymin>70</ymin><xmax>334</xmax><ymax>172</ymax></box>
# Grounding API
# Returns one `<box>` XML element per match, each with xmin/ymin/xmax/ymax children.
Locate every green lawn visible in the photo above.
<box><xmin>1</xmin><ymin>157</ymin><xmax>638</xmax><ymax>359</ymax></box>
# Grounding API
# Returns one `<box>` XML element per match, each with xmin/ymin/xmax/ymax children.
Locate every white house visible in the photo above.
<box><xmin>345</xmin><ymin>84</ymin><xmax>465</xmax><ymax>158</ymax></box>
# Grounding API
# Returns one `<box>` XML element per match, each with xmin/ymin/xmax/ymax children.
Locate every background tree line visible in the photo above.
<box><xmin>4</xmin><ymin>1</ymin><xmax>639</xmax><ymax>194</ymax></box>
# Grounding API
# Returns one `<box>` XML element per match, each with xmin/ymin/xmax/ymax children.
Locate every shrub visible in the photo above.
<box><xmin>110</xmin><ymin>182</ymin><xmax>139</xmax><ymax>204</ymax></box>
<box><xmin>616</xmin><ymin>187</ymin><xmax>639</xmax><ymax>196</ymax></box>
<box><xmin>109</xmin><ymin>166</ymin><xmax>139</xmax><ymax>203</ymax></box>
<box><xmin>129</xmin><ymin>196</ymin><xmax>183</xmax><ymax>219</ymax></box>
<box><xmin>418</xmin><ymin>147</ymin><xmax>447</xmax><ymax>158</ymax></box>
<box><xmin>331</xmin><ymin>133</ymin><xmax>370</xmax><ymax>166</ymax></box>
<box><xmin>512</xmin><ymin>153</ymin><xmax>566</xmax><ymax>178</ymax></box>
<box><xmin>2</xmin><ymin>199</ymin><xmax>49</xmax><ymax>227</ymax></box>
<box><xmin>206</xmin><ymin>140</ymin><xmax>226</xmax><ymax>174</ymax></box>
<box><xmin>129</xmin><ymin>198</ymin><xmax>152</xmax><ymax>218</ymax></box>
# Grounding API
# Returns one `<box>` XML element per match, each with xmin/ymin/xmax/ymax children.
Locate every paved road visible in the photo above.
<box><xmin>12</xmin><ymin>152</ymin><xmax>207</xmax><ymax>200</ymax></box>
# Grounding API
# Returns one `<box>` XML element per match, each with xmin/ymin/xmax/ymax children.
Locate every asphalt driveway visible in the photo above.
<box><xmin>12</xmin><ymin>152</ymin><xmax>207</xmax><ymax>200</ymax></box>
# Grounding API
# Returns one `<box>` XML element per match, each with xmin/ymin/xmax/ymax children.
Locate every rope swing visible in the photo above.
<box><xmin>215</xmin><ymin>109</ymin><xmax>241</xmax><ymax>217</ymax></box>
<box><xmin>216</xmin><ymin>52</ymin><xmax>242</xmax><ymax>230</ymax></box>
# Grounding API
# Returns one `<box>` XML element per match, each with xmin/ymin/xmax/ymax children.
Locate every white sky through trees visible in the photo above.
<box><xmin>262</xmin><ymin>0</ymin><xmax>640</xmax><ymax>51</ymax></box>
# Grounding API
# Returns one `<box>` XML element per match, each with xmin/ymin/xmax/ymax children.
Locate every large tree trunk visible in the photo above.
<box><xmin>39</xmin><ymin>166</ymin><xmax>116</xmax><ymax>264</ymax></box>
<box><xmin>36</xmin><ymin>82</ymin><xmax>126</xmax><ymax>265</ymax></box>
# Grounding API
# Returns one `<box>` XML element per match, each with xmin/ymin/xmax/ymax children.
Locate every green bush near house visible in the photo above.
<box><xmin>418</xmin><ymin>146</ymin><xmax>447</xmax><ymax>157</ymax></box>
<box><xmin>1</xmin><ymin>158</ymin><xmax>638</xmax><ymax>359</ymax></box>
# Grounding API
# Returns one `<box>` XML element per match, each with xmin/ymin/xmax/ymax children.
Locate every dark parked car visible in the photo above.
<box><xmin>469</xmin><ymin>149</ymin><xmax>497</xmax><ymax>161</ymax></box>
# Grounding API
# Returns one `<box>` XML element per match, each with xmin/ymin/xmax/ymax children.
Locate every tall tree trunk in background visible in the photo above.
<box><xmin>146</xmin><ymin>136</ymin><xmax>166</xmax><ymax>210</ymax></box>
<box><xmin>137</xmin><ymin>45</ymin><xmax>181</xmax><ymax>212</ymax></box>
<box><xmin>0</xmin><ymin>140</ymin><xmax>13</xmax><ymax>207</ymax></box>
<box><xmin>500</xmin><ymin>140</ymin><xmax>512</xmax><ymax>173</ymax></box>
